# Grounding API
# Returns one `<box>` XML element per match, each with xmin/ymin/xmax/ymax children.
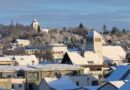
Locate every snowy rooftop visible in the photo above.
<box><xmin>87</xmin><ymin>31</ymin><xmax>102</xmax><ymax>38</ymax></box>
<box><xmin>0</xmin><ymin>55</ymin><xmax>39</xmax><ymax>65</ymax></box>
<box><xmin>16</xmin><ymin>39</ymin><xmax>30</xmax><ymax>42</ymax></box>
<box><xmin>48</xmin><ymin>76</ymin><xmax>79</xmax><ymax>90</ymax></box>
<box><xmin>109</xmin><ymin>81</ymin><xmax>127</xmax><ymax>88</ymax></box>
<box><xmin>103</xmin><ymin>46</ymin><xmax>126</xmax><ymax>61</ymax></box>
<box><xmin>0</xmin><ymin>64</ymin><xmax>83</xmax><ymax>72</ymax></box>
<box><xmin>66</xmin><ymin>51</ymin><xmax>102</xmax><ymax>65</ymax></box>
<box><xmin>119</xmin><ymin>80</ymin><xmax>130</xmax><ymax>90</ymax></box>
<box><xmin>105</xmin><ymin>65</ymin><xmax>130</xmax><ymax>81</ymax></box>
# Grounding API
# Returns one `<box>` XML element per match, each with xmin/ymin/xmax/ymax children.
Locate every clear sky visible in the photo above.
<box><xmin>0</xmin><ymin>0</ymin><xmax>130</xmax><ymax>31</ymax></box>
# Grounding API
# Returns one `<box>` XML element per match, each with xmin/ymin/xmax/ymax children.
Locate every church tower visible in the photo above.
<box><xmin>32</xmin><ymin>18</ymin><xmax>40</xmax><ymax>33</ymax></box>
<box><xmin>85</xmin><ymin>31</ymin><xmax>103</xmax><ymax>60</ymax></box>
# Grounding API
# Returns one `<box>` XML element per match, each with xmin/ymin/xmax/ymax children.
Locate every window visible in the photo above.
<box><xmin>97</xmin><ymin>68</ymin><xmax>102</xmax><ymax>71</ymax></box>
<box><xmin>21</xmin><ymin>58</ymin><xmax>24</xmax><ymax>60</ymax></box>
<box><xmin>92</xmin><ymin>81</ymin><xmax>98</xmax><ymax>86</ymax></box>
<box><xmin>42</xmin><ymin>71</ymin><xmax>51</xmax><ymax>77</ymax></box>
<box><xmin>88</xmin><ymin>61</ymin><xmax>94</xmax><ymax>64</ymax></box>
<box><xmin>12</xmin><ymin>85</ymin><xmax>14</xmax><ymax>89</ymax></box>
<box><xmin>87</xmin><ymin>38</ymin><xmax>93</xmax><ymax>42</ymax></box>
<box><xmin>95</xmin><ymin>38</ymin><xmax>101</xmax><ymax>42</ymax></box>
<box><xmin>19</xmin><ymin>84</ymin><xmax>22</xmax><ymax>88</ymax></box>
<box><xmin>76</xmin><ymin>81</ymin><xmax>79</xmax><ymax>86</ymax></box>
<box><xmin>28</xmin><ymin>72</ymin><xmax>39</xmax><ymax>81</ymax></box>
<box><xmin>90</xmin><ymin>67</ymin><xmax>102</xmax><ymax>71</ymax></box>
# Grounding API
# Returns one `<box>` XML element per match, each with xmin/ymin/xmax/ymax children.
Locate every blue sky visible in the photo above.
<box><xmin>0</xmin><ymin>0</ymin><xmax>130</xmax><ymax>31</ymax></box>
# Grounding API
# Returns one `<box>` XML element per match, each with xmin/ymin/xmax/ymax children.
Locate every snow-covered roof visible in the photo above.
<box><xmin>0</xmin><ymin>65</ymin><xmax>37</xmax><ymax>72</ymax></box>
<box><xmin>105</xmin><ymin>65</ymin><xmax>130</xmax><ymax>81</ymax></box>
<box><xmin>48</xmin><ymin>76</ymin><xmax>79</xmax><ymax>90</ymax></box>
<box><xmin>66</xmin><ymin>51</ymin><xmax>102</xmax><ymax>65</ymax></box>
<box><xmin>103</xmin><ymin>46</ymin><xmax>126</xmax><ymax>61</ymax></box>
<box><xmin>87</xmin><ymin>31</ymin><xmax>102</xmax><ymax>38</ymax></box>
<box><xmin>6</xmin><ymin>55</ymin><xmax>39</xmax><ymax>65</ymax></box>
<box><xmin>98</xmin><ymin>81</ymin><xmax>126</xmax><ymax>90</ymax></box>
<box><xmin>84</xmin><ymin>51</ymin><xmax>102</xmax><ymax>64</ymax></box>
<box><xmin>0</xmin><ymin>56</ymin><xmax>14</xmax><ymax>62</ymax></box>
<box><xmin>119</xmin><ymin>80</ymin><xmax>130</xmax><ymax>90</ymax></box>
<box><xmin>109</xmin><ymin>81</ymin><xmax>126</xmax><ymax>88</ymax></box>
<box><xmin>16</xmin><ymin>39</ymin><xmax>30</xmax><ymax>43</ymax></box>
<box><xmin>0</xmin><ymin>64</ymin><xmax>83</xmax><ymax>72</ymax></box>
<box><xmin>67</xmin><ymin>51</ymin><xmax>87</xmax><ymax>65</ymax></box>
<box><xmin>31</xmin><ymin>64</ymin><xmax>83</xmax><ymax>71</ymax></box>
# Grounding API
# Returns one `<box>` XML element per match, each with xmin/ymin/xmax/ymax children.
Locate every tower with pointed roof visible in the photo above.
<box><xmin>32</xmin><ymin>18</ymin><xmax>40</xmax><ymax>33</ymax></box>
<box><xmin>85</xmin><ymin>31</ymin><xmax>103</xmax><ymax>61</ymax></box>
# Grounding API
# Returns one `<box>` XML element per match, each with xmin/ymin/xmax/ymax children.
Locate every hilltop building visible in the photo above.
<box><xmin>13</xmin><ymin>39</ymin><xmax>31</xmax><ymax>47</ymax></box>
<box><xmin>31</xmin><ymin>18</ymin><xmax>50</xmax><ymax>33</ymax></box>
<box><xmin>32</xmin><ymin>18</ymin><xmax>40</xmax><ymax>33</ymax></box>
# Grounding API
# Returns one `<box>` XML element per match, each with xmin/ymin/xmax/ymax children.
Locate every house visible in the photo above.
<box><xmin>0</xmin><ymin>55</ymin><xmax>39</xmax><ymax>66</ymax></box>
<box><xmin>39</xmin><ymin>77</ymin><xmax>80</xmax><ymax>90</ymax></box>
<box><xmin>97</xmin><ymin>81</ymin><xmax>126</xmax><ymax>90</ymax></box>
<box><xmin>41</xmin><ymin>28</ymin><xmax>50</xmax><ymax>33</ymax></box>
<box><xmin>45</xmin><ymin>43</ymin><xmax>68</xmax><ymax>63</ymax></box>
<box><xmin>103</xmin><ymin>46</ymin><xmax>126</xmax><ymax>65</ymax></box>
<box><xmin>24</xmin><ymin>46</ymin><xmax>39</xmax><ymax>55</ymax></box>
<box><xmin>62</xmin><ymin>51</ymin><xmax>104</xmax><ymax>86</ymax></box>
<box><xmin>15</xmin><ymin>39</ymin><xmax>31</xmax><ymax>47</ymax></box>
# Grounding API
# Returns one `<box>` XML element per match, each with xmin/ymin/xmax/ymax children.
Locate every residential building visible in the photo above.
<box><xmin>45</xmin><ymin>43</ymin><xmax>68</xmax><ymax>63</ymax></box>
<box><xmin>24</xmin><ymin>46</ymin><xmax>39</xmax><ymax>55</ymax></box>
<box><xmin>0</xmin><ymin>55</ymin><xmax>39</xmax><ymax>66</ymax></box>
<box><xmin>103</xmin><ymin>46</ymin><xmax>126</xmax><ymax>65</ymax></box>
<box><xmin>14</xmin><ymin>39</ymin><xmax>31</xmax><ymax>47</ymax></box>
<box><xmin>0</xmin><ymin>64</ymin><xmax>83</xmax><ymax>90</ymax></box>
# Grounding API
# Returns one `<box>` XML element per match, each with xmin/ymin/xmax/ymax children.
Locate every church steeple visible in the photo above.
<box><xmin>85</xmin><ymin>31</ymin><xmax>103</xmax><ymax>60</ymax></box>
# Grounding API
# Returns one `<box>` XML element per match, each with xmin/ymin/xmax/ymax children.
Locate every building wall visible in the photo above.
<box><xmin>86</xmin><ymin>32</ymin><xmax>103</xmax><ymax>64</ymax></box>
<box><xmin>93</xmin><ymin>35</ymin><xmax>103</xmax><ymax>62</ymax></box>
<box><xmin>0</xmin><ymin>61</ymin><xmax>16</xmax><ymax>65</ymax></box>
<box><xmin>70</xmin><ymin>75</ymin><xmax>98</xmax><ymax>86</ymax></box>
<box><xmin>13</xmin><ymin>83</ymin><xmax>25</xmax><ymax>90</ymax></box>
<box><xmin>0</xmin><ymin>79</ymin><xmax>12</xmax><ymax>89</ymax></box>
<box><xmin>0</xmin><ymin>78</ymin><xmax>25</xmax><ymax>89</ymax></box>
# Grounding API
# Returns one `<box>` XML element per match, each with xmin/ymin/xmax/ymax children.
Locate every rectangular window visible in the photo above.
<box><xmin>88</xmin><ymin>61</ymin><xmax>94</xmax><ymax>64</ymax></box>
<box><xmin>92</xmin><ymin>81</ymin><xmax>98</xmax><ymax>86</ymax></box>
<box><xmin>28</xmin><ymin>72</ymin><xmax>39</xmax><ymax>81</ymax></box>
<box><xmin>95</xmin><ymin>38</ymin><xmax>101</xmax><ymax>42</ymax></box>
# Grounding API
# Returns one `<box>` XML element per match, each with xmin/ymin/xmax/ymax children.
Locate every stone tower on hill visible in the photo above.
<box><xmin>32</xmin><ymin>18</ymin><xmax>40</xmax><ymax>33</ymax></box>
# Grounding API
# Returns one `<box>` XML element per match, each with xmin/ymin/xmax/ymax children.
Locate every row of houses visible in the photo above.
<box><xmin>0</xmin><ymin>64</ymin><xmax>84</xmax><ymax>90</ymax></box>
